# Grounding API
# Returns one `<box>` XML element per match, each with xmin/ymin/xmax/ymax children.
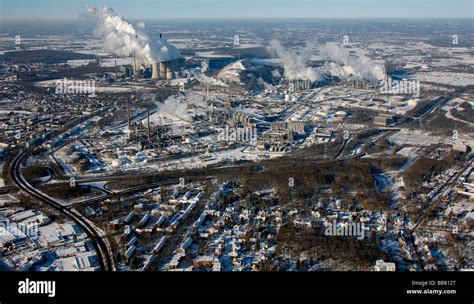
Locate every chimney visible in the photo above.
<box><xmin>133</xmin><ymin>51</ymin><xmax>139</xmax><ymax>76</ymax></box>
<box><xmin>133</xmin><ymin>35</ymin><xmax>139</xmax><ymax>77</ymax></box>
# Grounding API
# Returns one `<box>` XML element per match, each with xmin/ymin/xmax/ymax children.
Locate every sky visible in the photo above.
<box><xmin>1</xmin><ymin>0</ymin><xmax>473</xmax><ymax>20</ymax></box>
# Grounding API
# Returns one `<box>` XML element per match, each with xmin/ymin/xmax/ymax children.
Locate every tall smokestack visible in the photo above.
<box><xmin>133</xmin><ymin>34</ymin><xmax>139</xmax><ymax>77</ymax></box>
<box><xmin>152</xmin><ymin>63</ymin><xmax>159</xmax><ymax>80</ymax></box>
<box><xmin>133</xmin><ymin>51</ymin><xmax>138</xmax><ymax>76</ymax></box>
<box><xmin>115</xmin><ymin>60</ymin><xmax>118</xmax><ymax>79</ymax></box>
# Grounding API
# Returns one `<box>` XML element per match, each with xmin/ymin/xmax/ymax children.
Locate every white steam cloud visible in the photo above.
<box><xmin>196</xmin><ymin>60</ymin><xmax>228</xmax><ymax>87</ymax></box>
<box><xmin>267</xmin><ymin>40</ymin><xmax>321</xmax><ymax>83</ymax></box>
<box><xmin>85</xmin><ymin>6</ymin><xmax>182</xmax><ymax>65</ymax></box>
<box><xmin>320</xmin><ymin>42</ymin><xmax>385</xmax><ymax>82</ymax></box>
<box><xmin>153</xmin><ymin>92</ymin><xmax>208</xmax><ymax>123</ymax></box>
<box><xmin>267</xmin><ymin>40</ymin><xmax>385</xmax><ymax>83</ymax></box>
<box><xmin>201</xmin><ymin>60</ymin><xmax>209</xmax><ymax>74</ymax></box>
<box><xmin>155</xmin><ymin>95</ymin><xmax>192</xmax><ymax>122</ymax></box>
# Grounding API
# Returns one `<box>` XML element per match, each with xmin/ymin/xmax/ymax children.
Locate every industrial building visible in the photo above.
<box><xmin>131</xmin><ymin>33</ymin><xmax>185</xmax><ymax>81</ymax></box>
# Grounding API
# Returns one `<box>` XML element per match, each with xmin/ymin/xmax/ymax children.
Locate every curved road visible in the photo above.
<box><xmin>10</xmin><ymin>148</ymin><xmax>115</xmax><ymax>272</ymax></box>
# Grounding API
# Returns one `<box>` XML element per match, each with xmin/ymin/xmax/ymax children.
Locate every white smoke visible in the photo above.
<box><xmin>271</xmin><ymin>69</ymin><xmax>281</xmax><ymax>79</ymax></box>
<box><xmin>152</xmin><ymin>92</ymin><xmax>208</xmax><ymax>123</ymax></box>
<box><xmin>155</xmin><ymin>95</ymin><xmax>192</xmax><ymax>122</ymax></box>
<box><xmin>201</xmin><ymin>60</ymin><xmax>209</xmax><ymax>74</ymax></box>
<box><xmin>267</xmin><ymin>40</ymin><xmax>385</xmax><ymax>83</ymax></box>
<box><xmin>196</xmin><ymin>60</ymin><xmax>228</xmax><ymax>87</ymax></box>
<box><xmin>320</xmin><ymin>42</ymin><xmax>385</xmax><ymax>82</ymax></box>
<box><xmin>267</xmin><ymin>40</ymin><xmax>321</xmax><ymax>82</ymax></box>
<box><xmin>85</xmin><ymin>6</ymin><xmax>182</xmax><ymax>65</ymax></box>
<box><xmin>185</xmin><ymin>92</ymin><xmax>208</xmax><ymax>109</ymax></box>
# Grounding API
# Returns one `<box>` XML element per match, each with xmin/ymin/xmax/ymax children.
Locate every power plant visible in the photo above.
<box><xmin>86</xmin><ymin>5</ymin><xmax>185</xmax><ymax>82</ymax></box>
<box><xmin>132</xmin><ymin>33</ymin><xmax>185</xmax><ymax>81</ymax></box>
<box><xmin>149</xmin><ymin>57</ymin><xmax>185</xmax><ymax>81</ymax></box>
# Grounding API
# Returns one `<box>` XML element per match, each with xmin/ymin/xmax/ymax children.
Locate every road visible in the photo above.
<box><xmin>10</xmin><ymin>147</ymin><xmax>115</xmax><ymax>272</ymax></box>
<box><xmin>65</xmin><ymin>178</ymin><xmax>184</xmax><ymax>207</ymax></box>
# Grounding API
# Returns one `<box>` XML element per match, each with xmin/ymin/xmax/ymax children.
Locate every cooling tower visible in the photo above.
<box><xmin>151</xmin><ymin>63</ymin><xmax>159</xmax><ymax>80</ymax></box>
<box><xmin>166</xmin><ymin>63</ymin><xmax>173</xmax><ymax>80</ymax></box>
<box><xmin>160</xmin><ymin>62</ymin><xmax>166</xmax><ymax>79</ymax></box>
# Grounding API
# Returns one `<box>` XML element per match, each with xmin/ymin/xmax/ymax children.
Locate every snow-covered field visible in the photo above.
<box><xmin>416</xmin><ymin>72</ymin><xmax>474</xmax><ymax>86</ymax></box>
<box><xmin>389</xmin><ymin>130</ymin><xmax>446</xmax><ymax>146</ymax></box>
<box><xmin>195</xmin><ymin>51</ymin><xmax>234</xmax><ymax>59</ymax></box>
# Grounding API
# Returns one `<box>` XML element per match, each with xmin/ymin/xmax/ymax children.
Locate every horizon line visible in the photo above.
<box><xmin>1</xmin><ymin>16</ymin><xmax>473</xmax><ymax>22</ymax></box>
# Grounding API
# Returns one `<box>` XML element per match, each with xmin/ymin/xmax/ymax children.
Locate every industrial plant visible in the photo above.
<box><xmin>0</xmin><ymin>3</ymin><xmax>472</xmax><ymax>301</ymax></box>
<box><xmin>129</xmin><ymin>34</ymin><xmax>185</xmax><ymax>80</ymax></box>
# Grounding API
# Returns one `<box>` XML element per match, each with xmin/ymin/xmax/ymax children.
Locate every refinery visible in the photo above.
<box><xmin>0</xmin><ymin>3</ymin><xmax>473</xmax><ymax>282</ymax></box>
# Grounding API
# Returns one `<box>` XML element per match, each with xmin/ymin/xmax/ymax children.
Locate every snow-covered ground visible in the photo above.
<box><xmin>103</xmin><ymin>146</ymin><xmax>260</xmax><ymax>176</ymax></box>
<box><xmin>389</xmin><ymin>130</ymin><xmax>446</xmax><ymax>146</ymax></box>
<box><xmin>195</xmin><ymin>51</ymin><xmax>234</xmax><ymax>59</ymax></box>
<box><xmin>415</xmin><ymin>71</ymin><xmax>474</xmax><ymax>86</ymax></box>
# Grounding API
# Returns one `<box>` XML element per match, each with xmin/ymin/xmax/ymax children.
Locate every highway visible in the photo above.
<box><xmin>66</xmin><ymin>178</ymin><xmax>185</xmax><ymax>207</ymax></box>
<box><xmin>10</xmin><ymin>147</ymin><xmax>115</xmax><ymax>272</ymax></box>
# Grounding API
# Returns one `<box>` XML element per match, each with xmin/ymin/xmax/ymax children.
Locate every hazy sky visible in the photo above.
<box><xmin>1</xmin><ymin>0</ymin><xmax>473</xmax><ymax>20</ymax></box>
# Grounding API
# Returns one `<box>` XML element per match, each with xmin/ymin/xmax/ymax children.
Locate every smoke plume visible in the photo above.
<box><xmin>85</xmin><ymin>6</ymin><xmax>182</xmax><ymax>65</ymax></box>
<box><xmin>320</xmin><ymin>42</ymin><xmax>385</xmax><ymax>82</ymax></box>
<box><xmin>154</xmin><ymin>95</ymin><xmax>192</xmax><ymax>122</ymax></box>
<box><xmin>267</xmin><ymin>40</ymin><xmax>385</xmax><ymax>83</ymax></box>
<box><xmin>267</xmin><ymin>40</ymin><xmax>321</xmax><ymax>82</ymax></box>
<box><xmin>196</xmin><ymin>60</ymin><xmax>228</xmax><ymax>87</ymax></box>
<box><xmin>152</xmin><ymin>92</ymin><xmax>208</xmax><ymax>123</ymax></box>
